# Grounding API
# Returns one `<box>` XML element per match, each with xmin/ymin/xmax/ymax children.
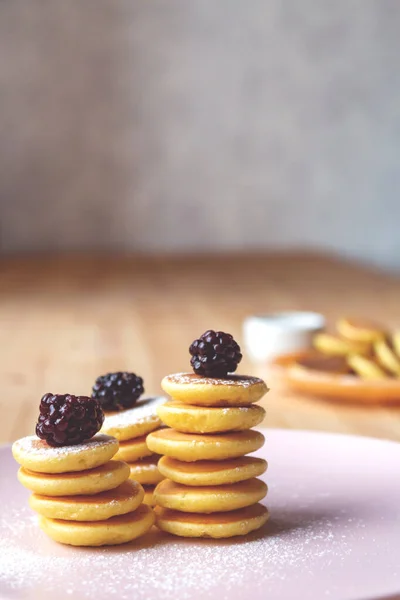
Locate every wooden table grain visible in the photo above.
<box><xmin>1</xmin><ymin>252</ymin><xmax>400</xmax><ymax>445</ymax></box>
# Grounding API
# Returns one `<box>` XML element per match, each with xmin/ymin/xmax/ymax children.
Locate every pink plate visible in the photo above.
<box><xmin>1</xmin><ymin>429</ymin><xmax>400</xmax><ymax>600</ymax></box>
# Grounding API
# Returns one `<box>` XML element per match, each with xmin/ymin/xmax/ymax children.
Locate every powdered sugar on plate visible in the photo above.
<box><xmin>0</xmin><ymin>503</ymin><xmax>354</xmax><ymax>600</ymax></box>
<box><xmin>13</xmin><ymin>434</ymin><xmax>117</xmax><ymax>458</ymax></box>
<box><xmin>2</xmin><ymin>429</ymin><xmax>400</xmax><ymax>600</ymax></box>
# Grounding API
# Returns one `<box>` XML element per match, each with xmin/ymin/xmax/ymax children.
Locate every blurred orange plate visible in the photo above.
<box><xmin>272</xmin><ymin>350</ymin><xmax>400</xmax><ymax>405</ymax></box>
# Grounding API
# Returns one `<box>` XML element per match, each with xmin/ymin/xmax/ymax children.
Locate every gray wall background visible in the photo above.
<box><xmin>1</xmin><ymin>1</ymin><xmax>400</xmax><ymax>269</ymax></box>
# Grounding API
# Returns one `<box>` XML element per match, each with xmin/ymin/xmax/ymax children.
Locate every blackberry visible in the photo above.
<box><xmin>189</xmin><ymin>330</ymin><xmax>242</xmax><ymax>377</ymax></box>
<box><xmin>36</xmin><ymin>393</ymin><xmax>104</xmax><ymax>447</ymax></box>
<box><xmin>92</xmin><ymin>372</ymin><xmax>144</xmax><ymax>411</ymax></box>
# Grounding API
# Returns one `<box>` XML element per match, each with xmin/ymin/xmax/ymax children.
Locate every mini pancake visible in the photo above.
<box><xmin>147</xmin><ymin>429</ymin><xmax>265</xmax><ymax>462</ymax></box>
<box><xmin>101</xmin><ymin>397</ymin><xmax>165</xmax><ymax>441</ymax></box>
<box><xmin>347</xmin><ymin>354</ymin><xmax>388</xmax><ymax>380</ymax></box>
<box><xmin>17</xmin><ymin>460</ymin><xmax>130</xmax><ymax>496</ymax></box>
<box><xmin>30</xmin><ymin>480</ymin><xmax>144</xmax><ymax>521</ymax></box>
<box><xmin>12</xmin><ymin>434</ymin><xmax>119</xmax><ymax>474</ymax></box>
<box><xmin>114</xmin><ymin>434</ymin><xmax>154</xmax><ymax>462</ymax></box>
<box><xmin>128</xmin><ymin>456</ymin><xmax>164</xmax><ymax>485</ymax></box>
<box><xmin>158</xmin><ymin>456</ymin><xmax>267</xmax><ymax>486</ymax></box>
<box><xmin>154</xmin><ymin>478</ymin><xmax>267</xmax><ymax>513</ymax></box>
<box><xmin>294</xmin><ymin>353</ymin><xmax>350</xmax><ymax>375</ymax></box>
<box><xmin>374</xmin><ymin>339</ymin><xmax>400</xmax><ymax>376</ymax></box>
<box><xmin>157</xmin><ymin>401</ymin><xmax>266</xmax><ymax>434</ymax></box>
<box><xmin>337</xmin><ymin>317</ymin><xmax>386</xmax><ymax>344</ymax></box>
<box><xmin>155</xmin><ymin>503</ymin><xmax>269</xmax><ymax>538</ymax></box>
<box><xmin>313</xmin><ymin>333</ymin><xmax>370</xmax><ymax>357</ymax></box>
<box><xmin>161</xmin><ymin>373</ymin><xmax>268</xmax><ymax>407</ymax></box>
<box><xmin>142</xmin><ymin>485</ymin><xmax>156</xmax><ymax>507</ymax></box>
<box><xmin>39</xmin><ymin>504</ymin><xmax>155</xmax><ymax>546</ymax></box>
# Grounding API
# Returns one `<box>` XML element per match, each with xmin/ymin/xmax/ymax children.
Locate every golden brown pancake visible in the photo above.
<box><xmin>147</xmin><ymin>428</ymin><xmax>265</xmax><ymax>462</ymax></box>
<box><xmin>39</xmin><ymin>504</ymin><xmax>155</xmax><ymax>546</ymax></box>
<box><xmin>158</xmin><ymin>455</ymin><xmax>267</xmax><ymax>486</ymax></box>
<box><xmin>161</xmin><ymin>373</ymin><xmax>268</xmax><ymax>406</ymax></box>
<box><xmin>154</xmin><ymin>477</ymin><xmax>267</xmax><ymax>513</ymax></box>
<box><xmin>101</xmin><ymin>397</ymin><xmax>165</xmax><ymax>441</ymax></box>
<box><xmin>29</xmin><ymin>480</ymin><xmax>144</xmax><ymax>521</ymax></box>
<box><xmin>114</xmin><ymin>434</ymin><xmax>154</xmax><ymax>462</ymax></box>
<box><xmin>12</xmin><ymin>434</ymin><xmax>119</xmax><ymax>474</ymax></box>
<box><xmin>17</xmin><ymin>460</ymin><xmax>130</xmax><ymax>496</ymax></box>
<box><xmin>128</xmin><ymin>456</ymin><xmax>163</xmax><ymax>485</ymax></box>
<box><xmin>155</xmin><ymin>503</ymin><xmax>269</xmax><ymax>538</ymax></box>
<box><xmin>157</xmin><ymin>401</ymin><xmax>265</xmax><ymax>433</ymax></box>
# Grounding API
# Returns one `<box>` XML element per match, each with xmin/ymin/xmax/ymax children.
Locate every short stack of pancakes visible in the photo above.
<box><xmin>13</xmin><ymin>433</ymin><xmax>154</xmax><ymax>546</ymax></box>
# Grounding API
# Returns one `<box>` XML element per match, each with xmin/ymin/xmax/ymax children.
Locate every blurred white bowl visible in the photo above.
<box><xmin>243</xmin><ymin>311</ymin><xmax>325</xmax><ymax>363</ymax></box>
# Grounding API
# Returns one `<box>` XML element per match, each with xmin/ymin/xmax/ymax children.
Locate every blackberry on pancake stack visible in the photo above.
<box><xmin>96</xmin><ymin>372</ymin><xmax>166</xmax><ymax>507</ymax></box>
<box><xmin>148</xmin><ymin>330</ymin><xmax>270</xmax><ymax>538</ymax></box>
<box><xmin>13</xmin><ymin>393</ymin><xmax>154</xmax><ymax>546</ymax></box>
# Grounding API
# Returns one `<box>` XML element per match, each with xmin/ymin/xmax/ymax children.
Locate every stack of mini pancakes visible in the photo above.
<box><xmin>13</xmin><ymin>433</ymin><xmax>154</xmax><ymax>546</ymax></box>
<box><xmin>101</xmin><ymin>397</ymin><xmax>166</xmax><ymax>507</ymax></box>
<box><xmin>147</xmin><ymin>373</ymin><xmax>270</xmax><ymax>538</ymax></box>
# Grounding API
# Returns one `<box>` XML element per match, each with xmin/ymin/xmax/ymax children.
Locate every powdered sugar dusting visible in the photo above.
<box><xmin>3</xmin><ymin>429</ymin><xmax>400</xmax><ymax>600</ymax></box>
<box><xmin>0</xmin><ymin>503</ymin><xmax>357</xmax><ymax>600</ymax></box>
<box><xmin>13</xmin><ymin>434</ymin><xmax>117</xmax><ymax>458</ymax></box>
<box><xmin>102</xmin><ymin>397</ymin><xmax>165</xmax><ymax>431</ymax></box>
<box><xmin>165</xmin><ymin>373</ymin><xmax>265</xmax><ymax>388</ymax></box>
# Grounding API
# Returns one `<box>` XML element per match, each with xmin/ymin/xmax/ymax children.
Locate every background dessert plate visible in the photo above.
<box><xmin>274</xmin><ymin>350</ymin><xmax>400</xmax><ymax>404</ymax></box>
<box><xmin>1</xmin><ymin>428</ymin><xmax>400</xmax><ymax>600</ymax></box>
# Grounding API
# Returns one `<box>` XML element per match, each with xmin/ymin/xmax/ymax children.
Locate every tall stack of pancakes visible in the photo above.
<box><xmin>147</xmin><ymin>373</ymin><xmax>270</xmax><ymax>538</ymax></box>
<box><xmin>101</xmin><ymin>397</ymin><xmax>166</xmax><ymax>507</ymax></box>
<box><xmin>13</xmin><ymin>433</ymin><xmax>154</xmax><ymax>546</ymax></box>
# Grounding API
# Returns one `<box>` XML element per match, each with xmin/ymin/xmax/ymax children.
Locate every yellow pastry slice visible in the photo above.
<box><xmin>114</xmin><ymin>434</ymin><xmax>154</xmax><ymax>462</ymax></box>
<box><xmin>158</xmin><ymin>456</ymin><xmax>267</xmax><ymax>486</ymax></box>
<box><xmin>337</xmin><ymin>317</ymin><xmax>386</xmax><ymax>343</ymax></box>
<box><xmin>374</xmin><ymin>339</ymin><xmax>400</xmax><ymax>376</ymax></box>
<box><xmin>128</xmin><ymin>456</ymin><xmax>164</xmax><ymax>485</ymax></box>
<box><xmin>157</xmin><ymin>401</ymin><xmax>266</xmax><ymax>434</ymax></box>
<box><xmin>17</xmin><ymin>460</ymin><xmax>130</xmax><ymax>496</ymax></box>
<box><xmin>392</xmin><ymin>331</ymin><xmax>400</xmax><ymax>359</ymax></box>
<box><xmin>155</xmin><ymin>503</ymin><xmax>269</xmax><ymax>538</ymax></box>
<box><xmin>12</xmin><ymin>434</ymin><xmax>119</xmax><ymax>474</ymax></box>
<box><xmin>146</xmin><ymin>429</ymin><xmax>265</xmax><ymax>462</ymax></box>
<box><xmin>161</xmin><ymin>373</ymin><xmax>268</xmax><ymax>407</ymax></box>
<box><xmin>101</xmin><ymin>397</ymin><xmax>165</xmax><ymax>441</ymax></box>
<box><xmin>39</xmin><ymin>504</ymin><xmax>155</xmax><ymax>546</ymax></box>
<box><xmin>154</xmin><ymin>478</ymin><xmax>267</xmax><ymax>513</ymax></box>
<box><xmin>347</xmin><ymin>354</ymin><xmax>388</xmax><ymax>380</ymax></box>
<box><xmin>29</xmin><ymin>480</ymin><xmax>144</xmax><ymax>521</ymax></box>
<box><xmin>313</xmin><ymin>333</ymin><xmax>370</xmax><ymax>357</ymax></box>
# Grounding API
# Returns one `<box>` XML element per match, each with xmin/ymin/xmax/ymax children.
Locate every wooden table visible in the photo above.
<box><xmin>1</xmin><ymin>252</ymin><xmax>400</xmax><ymax>445</ymax></box>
